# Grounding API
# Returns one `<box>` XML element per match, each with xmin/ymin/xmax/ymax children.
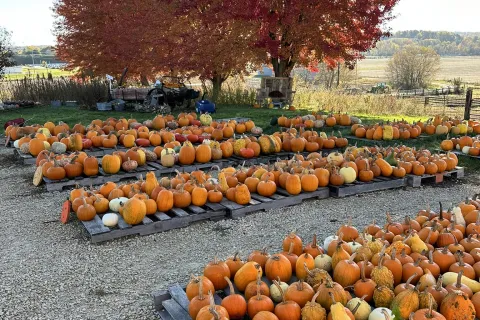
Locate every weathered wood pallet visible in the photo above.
<box><xmin>152</xmin><ymin>275</ymin><xmax>298</xmax><ymax>318</ymax></box>
<box><xmin>329</xmin><ymin>176</ymin><xmax>406</xmax><ymax>198</ymax></box>
<box><xmin>222</xmin><ymin>187</ymin><xmax>330</xmax><ymax>219</ymax></box>
<box><xmin>406</xmin><ymin>167</ymin><xmax>465</xmax><ymax>187</ymax></box>
<box><xmin>12</xmin><ymin>148</ymin><xmax>36</xmax><ymax>165</ymax></box>
<box><xmin>453</xmin><ymin>151</ymin><xmax>480</xmax><ymax>160</ymax></box>
<box><xmin>80</xmin><ymin>202</ymin><xmax>227</xmax><ymax>243</ymax></box>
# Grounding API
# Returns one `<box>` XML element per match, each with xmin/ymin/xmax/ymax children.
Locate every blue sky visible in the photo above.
<box><xmin>1</xmin><ymin>0</ymin><xmax>479</xmax><ymax>46</ymax></box>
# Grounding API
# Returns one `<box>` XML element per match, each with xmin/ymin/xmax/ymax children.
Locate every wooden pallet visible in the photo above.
<box><xmin>152</xmin><ymin>275</ymin><xmax>298</xmax><ymax>319</ymax></box>
<box><xmin>345</xmin><ymin>135</ymin><xmax>428</xmax><ymax>145</ymax></box>
<box><xmin>453</xmin><ymin>151</ymin><xmax>480</xmax><ymax>160</ymax></box>
<box><xmin>221</xmin><ymin>187</ymin><xmax>330</xmax><ymax>219</ymax></box>
<box><xmin>12</xmin><ymin>148</ymin><xmax>36</xmax><ymax>165</ymax></box>
<box><xmin>80</xmin><ymin>202</ymin><xmax>227</xmax><ymax>243</ymax></box>
<box><xmin>329</xmin><ymin>176</ymin><xmax>406</xmax><ymax>198</ymax></box>
<box><xmin>406</xmin><ymin>167</ymin><xmax>465</xmax><ymax>187</ymax></box>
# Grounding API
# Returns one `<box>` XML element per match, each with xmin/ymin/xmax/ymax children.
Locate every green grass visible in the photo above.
<box><xmin>2</xmin><ymin>104</ymin><xmax>478</xmax><ymax>172</ymax></box>
<box><xmin>4</xmin><ymin>67</ymin><xmax>74</xmax><ymax>80</ymax></box>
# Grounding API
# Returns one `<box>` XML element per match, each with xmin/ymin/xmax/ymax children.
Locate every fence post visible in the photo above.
<box><xmin>424</xmin><ymin>97</ymin><xmax>429</xmax><ymax>105</ymax></box>
<box><xmin>464</xmin><ymin>88</ymin><xmax>473</xmax><ymax>120</ymax></box>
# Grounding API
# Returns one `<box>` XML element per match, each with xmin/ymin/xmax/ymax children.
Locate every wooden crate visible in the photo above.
<box><xmin>406</xmin><ymin>167</ymin><xmax>465</xmax><ymax>187</ymax></box>
<box><xmin>80</xmin><ymin>202</ymin><xmax>227</xmax><ymax>243</ymax></box>
<box><xmin>329</xmin><ymin>176</ymin><xmax>406</xmax><ymax>198</ymax></box>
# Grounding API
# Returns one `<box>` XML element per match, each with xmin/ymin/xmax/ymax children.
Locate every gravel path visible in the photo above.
<box><xmin>0</xmin><ymin>146</ymin><xmax>479</xmax><ymax>319</ymax></box>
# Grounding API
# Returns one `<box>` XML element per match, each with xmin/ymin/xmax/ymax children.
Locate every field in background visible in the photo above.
<box><xmin>357</xmin><ymin>56</ymin><xmax>480</xmax><ymax>86</ymax></box>
<box><xmin>3</xmin><ymin>66</ymin><xmax>74</xmax><ymax>80</ymax></box>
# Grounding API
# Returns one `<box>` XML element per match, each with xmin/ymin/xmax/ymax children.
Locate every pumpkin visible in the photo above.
<box><xmin>102</xmin><ymin>213</ymin><xmax>119</xmax><ymax>227</ymax></box>
<box><xmin>121</xmin><ymin>197</ymin><xmax>146</xmax><ymax>225</ymax></box>
<box><xmin>440</xmin><ymin>290</ymin><xmax>476</xmax><ymax>320</ymax></box>
<box><xmin>76</xmin><ymin>197</ymin><xmax>96</xmax><ymax>221</ymax></box>
<box><xmin>234</xmin><ymin>262</ymin><xmax>263</xmax><ymax>292</ymax></box>
<box><xmin>102</xmin><ymin>154</ymin><xmax>121</xmax><ymax>174</ymax></box>
<box><xmin>221</xmin><ymin>276</ymin><xmax>247</xmax><ymax>319</ymax></box>
<box><xmin>265</xmin><ymin>254</ymin><xmax>292</xmax><ymax>282</ymax></box>
<box><xmin>247</xmin><ymin>284</ymin><xmax>275</xmax><ymax>318</ymax></box>
<box><xmin>235</xmin><ymin>183</ymin><xmax>251</xmax><ymax>205</ymax></box>
<box><xmin>203</xmin><ymin>257</ymin><xmax>231</xmax><ymax>290</ymax></box>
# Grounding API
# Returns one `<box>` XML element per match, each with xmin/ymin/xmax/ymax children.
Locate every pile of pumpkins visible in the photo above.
<box><xmin>351</xmin><ymin>116</ymin><xmax>479</xmax><ymax>141</ymax></box>
<box><xmin>6</xmin><ymin>113</ymin><xmax>261</xmax><ymax>157</ymax></box>
<box><xmin>440</xmin><ymin>135</ymin><xmax>480</xmax><ymax>157</ymax></box>
<box><xmin>275</xmin><ymin>113</ymin><xmax>361</xmax><ymax>129</ymax></box>
<box><xmin>187</xmin><ymin>196</ymin><xmax>480</xmax><ymax>320</ymax></box>
<box><xmin>33</xmin><ymin>147</ymin><xmax>155</xmax><ymax>181</ymax></box>
<box><xmin>67</xmin><ymin>169</ymin><xmax>250</xmax><ymax>225</ymax></box>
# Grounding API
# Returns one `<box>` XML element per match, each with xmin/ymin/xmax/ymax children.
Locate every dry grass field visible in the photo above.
<box><xmin>357</xmin><ymin>56</ymin><xmax>480</xmax><ymax>86</ymax></box>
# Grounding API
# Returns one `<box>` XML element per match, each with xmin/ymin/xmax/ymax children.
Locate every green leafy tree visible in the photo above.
<box><xmin>0</xmin><ymin>27</ymin><xmax>15</xmax><ymax>78</ymax></box>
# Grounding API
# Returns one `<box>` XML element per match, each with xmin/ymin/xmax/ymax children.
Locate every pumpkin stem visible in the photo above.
<box><xmin>311</xmin><ymin>234</ymin><xmax>318</xmax><ymax>248</ymax></box>
<box><xmin>360</xmin><ymin>261</ymin><xmax>367</xmax><ymax>282</ymax></box>
<box><xmin>273</xmin><ymin>280</ymin><xmax>286</xmax><ymax>303</ymax></box>
<box><xmin>435</xmin><ymin>275</ymin><xmax>443</xmax><ymax>290</ymax></box>
<box><xmin>352</xmin><ymin>301</ymin><xmax>362</xmax><ymax>315</ymax></box>
<box><xmin>349</xmin><ymin>252</ymin><xmax>357</xmax><ymax>263</ymax></box>
<box><xmin>381</xmin><ymin>309</ymin><xmax>391</xmax><ymax>320</ymax></box>
<box><xmin>428</xmin><ymin>250</ymin><xmax>434</xmax><ymax>264</ymax></box>
<box><xmin>405</xmin><ymin>273</ymin><xmax>417</xmax><ymax>286</ymax></box>
<box><xmin>328</xmin><ymin>291</ymin><xmax>337</xmax><ymax>304</ymax></box>
<box><xmin>255</xmin><ymin>283</ymin><xmax>262</xmax><ymax>301</ymax></box>
<box><xmin>304</xmin><ymin>262</ymin><xmax>314</xmax><ymax>277</ymax></box>
<box><xmin>224</xmin><ymin>276</ymin><xmax>235</xmax><ymax>296</ymax></box>
<box><xmin>457</xmin><ymin>252</ymin><xmax>465</xmax><ymax>267</ymax></box>
<box><xmin>198</xmin><ymin>276</ymin><xmax>205</xmax><ymax>300</ymax></box>
<box><xmin>311</xmin><ymin>290</ymin><xmax>321</xmax><ymax>304</ymax></box>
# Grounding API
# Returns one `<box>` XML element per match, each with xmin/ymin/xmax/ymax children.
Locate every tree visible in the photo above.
<box><xmin>211</xmin><ymin>0</ymin><xmax>399</xmax><ymax>77</ymax></box>
<box><xmin>386</xmin><ymin>45</ymin><xmax>440</xmax><ymax>89</ymax></box>
<box><xmin>54</xmin><ymin>0</ymin><xmax>261</xmax><ymax>99</ymax></box>
<box><xmin>0</xmin><ymin>27</ymin><xmax>15</xmax><ymax>78</ymax></box>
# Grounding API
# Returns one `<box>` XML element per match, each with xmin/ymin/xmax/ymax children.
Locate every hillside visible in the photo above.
<box><xmin>369</xmin><ymin>30</ymin><xmax>480</xmax><ymax>56</ymax></box>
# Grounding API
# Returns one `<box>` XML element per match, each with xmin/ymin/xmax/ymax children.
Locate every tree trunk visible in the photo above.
<box><xmin>271</xmin><ymin>57</ymin><xmax>295</xmax><ymax>77</ymax></box>
<box><xmin>140</xmin><ymin>74</ymin><xmax>149</xmax><ymax>86</ymax></box>
<box><xmin>211</xmin><ymin>74</ymin><xmax>226</xmax><ymax>102</ymax></box>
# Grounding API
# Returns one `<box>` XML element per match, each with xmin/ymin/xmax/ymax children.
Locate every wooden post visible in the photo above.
<box><xmin>464</xmin><ymin>88</ymin><xmax>473</xmax><ymax>120</ymax></box>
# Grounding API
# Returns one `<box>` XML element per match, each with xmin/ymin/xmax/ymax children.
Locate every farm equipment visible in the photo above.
<box><xmin>195</xmin><ymin>93</ymin><xmax>216</xmax><ymax>114</ymax></box>
<box><xmin>140</xmin><ymin>76</ymin><xmax>200</xmax><ymax>113</ymax></box>
<box><xmin>369</xmin><ymin>82</ymin><xmax>391</xmax><ymax>94</ymax></box>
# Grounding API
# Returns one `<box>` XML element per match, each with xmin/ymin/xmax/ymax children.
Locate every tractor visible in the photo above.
<box><xmin>369</xmin><ymin>82</ymin><xmax>391</xmax><ymax>94</ymax></box>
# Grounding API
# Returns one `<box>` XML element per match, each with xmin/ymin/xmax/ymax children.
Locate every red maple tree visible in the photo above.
<box><xmin>55</xmin><ymin>0</ymin><xmax>398</xmax><ymax>93</ymax></box>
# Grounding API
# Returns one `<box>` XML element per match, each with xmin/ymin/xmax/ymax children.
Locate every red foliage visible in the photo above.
<box><xmin>54</xmin><ymin>0</ymin><xmax>398</xmax><ymax>81</ymax></box>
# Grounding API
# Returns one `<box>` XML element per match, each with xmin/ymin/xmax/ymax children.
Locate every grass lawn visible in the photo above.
<box><xmin>1</xmin><ymin>104</ymin><xmax>478</xmax><ymax>171</ymax></box>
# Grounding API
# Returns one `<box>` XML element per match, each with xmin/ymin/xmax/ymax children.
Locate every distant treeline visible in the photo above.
<box><xmin>369</xmin><ymin>30</ymin><xmax>480</xmax><ymax>56</ymax></box>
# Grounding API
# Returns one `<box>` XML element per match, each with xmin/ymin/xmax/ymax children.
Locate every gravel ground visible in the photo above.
<box><xmin>0</xmin><ymin>146</ymin><xmax>479</xmax><ymax>319</ymax></box>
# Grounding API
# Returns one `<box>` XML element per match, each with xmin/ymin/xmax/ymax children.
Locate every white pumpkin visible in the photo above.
<box><xmin>314</xmin><ymin>253</ymin><xmax>333</xmax><ymax>272</ymax></box>
<box><xmin>13</xmin><ymin>140</ymin><xmax>20</xmax><ymax>148</ymax></box>
<box><xmin>109</xmin><ymin>197</ymin><xmax>128</xmax><ymax>212</ymax></box>
<box><xmin>452</xmin><ymin>206</ymin><xmax>466</xmax><ymax>227</ymax></box>
<box><xmin>347</xmin><ymin>241</ymin><xmax>362</xmax><ymax>253</ymax></box>
<box><xmin>323</xmin><ymin>235</ymin><xmax>337</xmax><ymax>251</ymax></box>
<box><xmin>270</xmin><ymin>281</ymin><xmax>289</xmax><ymax>302</ymax></box>
<box><xmin>368</xmin><ymin>308</ymin><xmax>394</xmax><ymax>320</ymax></box>
<box><xmin>102</xmin><ymin>213</ymin><xmax>119</xmax><ymax>227</ymax></box>
<box><xmin>327</xmin><ymin>152</ymin><xmax>344</xmax><ymax>166</ymax></box>
<box><xmin>347</xmin><ymin>297</ymin><xmax>372</xmax><ymax>320</ymax></box>
<box><xmin>350</xmin><ymin>116</ymin><xmax>362</xmax><ymax>124</ymax></box>
<box><xmin>314</xmin><ymin>120</ymin><xmax>325</xmax><ymax>128</ymax></box>
<box><xmin>462</xmin><ymin>146</ymin><xmax>471</xmax><ymax>154</ymax></box>
<box><xmin>51</xmin><ymin>141</ymin><xmax>67</xmax><ymax>154</ymax></box>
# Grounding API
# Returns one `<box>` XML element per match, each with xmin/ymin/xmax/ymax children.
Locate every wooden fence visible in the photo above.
<box><xmin>397</xmin><ymin>86</ymin><xmax>462</xmax><ymax>97</ymax></box>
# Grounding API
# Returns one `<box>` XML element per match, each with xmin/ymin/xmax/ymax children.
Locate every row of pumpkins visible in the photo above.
<box><xmin>440</xmin><ymin>135</ymin><xmax>480</xmax><ymax>156</ymax></box>
<box><xmin>67</xmin><ymin>145</ymin><xmax>461</xmax><ymax>225</ymax></box>
<box><xmin>275</xmin><ymin>113</ymin><xmax>361</xmax><ymax>129</ymax></box>
<box><xmin>7</xmin><ymin>113</ymin><xmax>261</xmax><ymax>157</ymax></box>
<box><xmin>351</xmin><ymin>116</ymin><xmax>480</xmax><ymax>141</ymax></box>
<box><xmin>186</xmin><ymin>196</ymin><xmax>480</xmax><ymax>320</ymax></box>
